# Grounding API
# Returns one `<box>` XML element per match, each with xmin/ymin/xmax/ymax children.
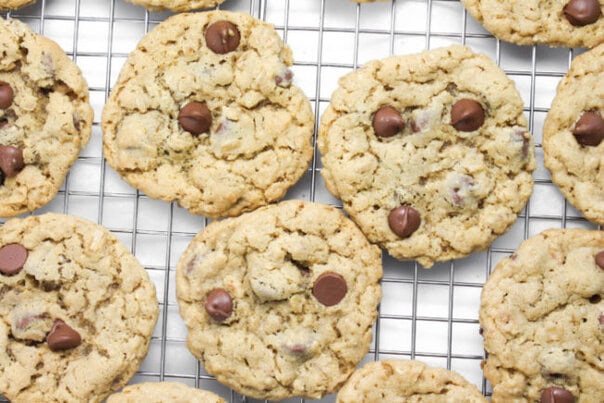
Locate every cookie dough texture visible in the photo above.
<box><xmin>0</xmin><ymin>18</ymin><xmax>93</xmax><ymax>217</ymax></box>
<box><xmin>125</xmin><ymin>0</ymin><xmax>224</xmax><ymax>12</ymax></box>
<box><xmin>318</xmin><ymin>45</ymin><xmax>535</xmax><ymax>268</ymax></box>
<box><xmin>107</xmin><ymin>382</ymin><xmax>224</xmax><ymax>403</ymax></box>
<box><xmin>0</xmin><ymin>213</ymin><xmax>159</xmax><ymax>402</ymax></box>
<box><xmin>543</xmin><ymin>44</ymin><xmax>604</xmax><ymax>225</ymax></box>
<box><xmin>480</xmin><ymin>229</ymin><xmax>604</xmax><ymax>402</ymax></box>
<box><xmin>461</xmin><ymin>0</ymin><xmax>604</xmax><ymax>48</ymax></box>
<box><xmin>0</xmin><ymin>0</ymin><xmax>35</xmax><ymax>10</ymax></box>
<box><xmin>337</xmin><ymin>360</ymin><xmax>487</xmax><ymax>402</ymax></box>
<box><xmin>176</xmin><ymin>200</ymin><xmax>382</xmax><ymax>400</ymax></box>
<box><xmin>102</xmin><ymin>11</ymin><xmax>314</xmax><ymax>218</ymax></box>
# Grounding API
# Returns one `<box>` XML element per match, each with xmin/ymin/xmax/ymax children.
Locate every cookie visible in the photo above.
<box><xmin>543</xmin><ymin>44</ymin><xmax>604</xmax><ymax>225</ymax></box>
<box><xmin>461</xmin><ymin>0</ymin><xmax>604</xmax><ymax>48</ymax></box>
<box><xmin>0</xmin><ymin>18</ymin><xmax>93</xmax><ymax>217</ymax></box>
<box><xmin>125</xmin><ymin>0</ymin><xmax>224</xmax><ymax>12</ymax></box>
<box><xmin>318</xmin><ymin>45</ymin><xmax>535</xmax><ymax>268</ymax></box>
<box><xmin>0</xmin><ymin>0</ymin><xmax>35</xmax><ymax>10</ymax></box>
<box><xmin>175</xmin><ymin>200</ymin><xmax>382</xmax><ymax>400</ymax></box>
<box><xmin>107</xmin><ymin>382</ymin><xmax>224</xmax><ymax>403</ymax></box>
<box><xmin>102</xmin><ymin>11</ymin><xmax>314</xmax><ymax>218</ymax></box>
<box><xmin>336</xmin><ymin>360</ymin><xmax>487</xmax><ymax>402</ymax></box>
<box><xmin>480</xmin><ymin>229</ymin><xmax>604</xmax><ymax>402</ymax></box>
<box><xmin>0</xmin><ymin>213</ymin><xmax>159</xmax><ymax>402</ymax></box>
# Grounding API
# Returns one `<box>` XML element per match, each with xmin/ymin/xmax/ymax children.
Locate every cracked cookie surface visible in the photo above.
<box><xmin>0</xmin><ymin>213</ymin><xmax>159</xmax><ymax>403</ymax></box>
<box><xmin>102</xmin><ymin>11</ymin><xmax>314</xmax><ymax>218</ymax></box>
<box><xmin>544</xmin><ymin>44</ymin><xmax>604</xmax><ymax>225</ymax></box>
<box><xmin>0</xmin><ymin>18</ymin><xmax>93</xmax><ymax>217</ymax></box>
<box><xmin>318</xmin><ymin>45</ymin><xmax>535</xmax><ymax>268</ymax></box>
<box><xmin>125</xmin><ymin>0</ymin><xmax>224</xmax><ymax>12</ymax></box>
<box><xmin>107</xmin><ymin>382</ymin><xmax>224</xmax><ymax>403</ymax></box>
<box><xmin>461</xmin><ymin>0</ymin><xmax>604</xmax><ymax>48</ymax></box>
<box><xmin>480</xmin><ymin>229</ymin><xmax>604</xmax><ymax>402</ymax></box>
<box><xmin>337</xmin><ymin>360</ymin><xmax>487</xmax><ymax>402</ymax></box>
<box><xmin>0</xmin><ymin>0</ymin><xmax>34</xmax><ymax>10</ymax></box>
<box><xmin>176</xmin><ymin>200</ymin><xmax>382</xmax><ymax>400</ymax></box>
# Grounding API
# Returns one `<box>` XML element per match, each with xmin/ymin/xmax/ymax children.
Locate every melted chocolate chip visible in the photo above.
<box><xmin>0</xmin><ymin>145</ymin><xmax>25</xmax><ymax>177</ymax></box>
<box><xmin>388</xmin><ymin>206</ymin><xmax>421</xmax><ymax>238</ymax></box>
<box><xmin>595</xmin><ymin>251</ymin><xmax>604</xmax><ymax>269</ymax></box>
<box><xmin>312</xmin><ymin>272</ymin><xmax>347</xmax><ymax>307</ymax></box>
<box><xmin>563</xmin><ymin>0</ymin><xmax>601</xmax><ymax>27</ymax></box>
<box><xmin>0</xmin><ymin>244</ymin><xmax>28</xmax><ymax>275</ymax></box>
<box><xmin>0</xmin><ymin>82</ymin><xmax>14</xmax><ymax>109</ymax></box>
<box><xmin>573</xmin><ymin>111</ymin><xmax>604</xmax><ymax>147</ymax></box>
<box><xmin>540</xmin><ymin>386</ymin><xmax>575</xmax><ymax>403</ymax></box>
<box><xmin>372</xmin><ymin>106</ymin><xmax>405</xmax><ymax>138</ymax></box>
<box><xmin>205</xmin><ymin>21</ymin><xmax>241</xmax><ymax>54</ymax></box>
<box><xmin>178</xmin><ymin>102</ymin><xmax>212</xmax><ymax>135</ymax></box>
<box><xmin>47</xmin><ymin>320</ymin><xmax>82</xmax><ymax>352</ymax></box>
<box><xmin>204</xmin><ymin>288</ymin><xmax>233</xmax><ymax>322</ymax></box>
<box><xmin>451</xmin><ymin>99</ymin><xmax>485</xmax><ymax>132</ymax></box>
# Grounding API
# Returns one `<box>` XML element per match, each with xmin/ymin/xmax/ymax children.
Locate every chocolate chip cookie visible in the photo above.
<box><xmin>107</xmin><ymin>382</ymin><xmax>224</xmax><ymax>403</ymax></box>
<box><xmin>337</xmin><ymin>360</ymin><xmax>487</xmax><ymax>402</ymax></box>
<box><xmin>0</xmin><ymin>0</ymin><xmax>35</xmax><ymax>10</ymax></box>
<box><xmin>544</xmin><ymin>44</ymin><xmax>604</xmax><ymax>225</ymax></box>
<box><xmin>0</xmin><ymin>213</ymin><xmax>158</xmax><ymax>402</ymax></box>
<box><xmin>176</xmin><ymin>200</ymin><xmax>382</xmax><ymax>400</ymax></box>
<box><xmin>480</xmin><ymin>229</ymin><xmax>604</xmax><ymax>402</ymax></box>
<box><xmin>318</xmin><ymin>45</ymin><xmax>535</xmax><ymax>268</ymax></box>
<box><xmin>461</xmin><ymin>0</ymin><xmax>604</xmax><ymax>48</ymax></box>
<box><xmin>102</xmin><ymin>11</ymin><xmax>314</xmax><ymax>218</ymax></box>
<box><xmin>0</xmin><ymin>18</ymin><xmax>93</xmax><ymax>217</ymax></box>
<box><xmin>125</xmin><ymin>0</ymin><xmax>224</xmax><ymax>12</ymax></box>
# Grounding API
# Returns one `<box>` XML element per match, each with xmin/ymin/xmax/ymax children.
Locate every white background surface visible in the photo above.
<box><xmin>1</xmin><ymin>0</ymin><xmax>598</xmax><ymax>401</ymax></box>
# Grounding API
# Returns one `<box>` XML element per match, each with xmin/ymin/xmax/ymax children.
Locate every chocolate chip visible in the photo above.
<box><xmin>0</xmin><ymin>119</ymin><xmax>8</xmax><ymax>129</ymax></box>
<box><xmin>372</xmin><ymin>106</ymin><xmax>405</xmax><ymax>138</ymax></box>
<box><xmin>0</xmin><ymin>170</ymin><xmax>4</xmax><ymax>187</ymax></box>
<box><xmin>0</xmin><ymin>82</ymin><xmax>14</xmax><ymax>110</ymax></box>
<box><xmin>451</xmin><ymin>99</ymin><xmax>485</xmax><ymax>132</ymax></box>
<box><xmin>595</xmin><ymin>251</ymin><xmax>604</xmax><ymax>269</ymax></box>
<box><xmin>600</xmin><ymin>313</ymin><xmax>604</xmax><ymax>325</ymax></box>
<box><xmin>563</xmin><ymin>0</ymin><xmax>601</xmax><ymax>26</ymax></box>
<box><xmin>204</xmin><ymin>288</ymin><xmax>233</xmax><ymax>322</ymax></box>
<box><xmin>275</xmin><ymin>68</ymin><xmax>293</xmax><ymax>88</ymax></box>
<box><xmin>0</xmin><ymin>244</ymin><xmax>28</xmax><ymax>275</ymax></box>
<box><xmin>205</xmin><ymin>21</ymin><xmax>241</xmax><ymax>54</ymax></box>
<box><xmin>312</xmin><ymin>272</ymin><xmax>347</xmax><ymax>307</ymax></box>
<box><xmin>388</xmin><ymin>206</ymin><xmax>421</xmax><ymax>238</ymax></box>
<box><xmin>572</xmin><ymin>111</ymin><xmax>604</xmax><ymax>147</ymax></box>
<box><xmin>178</xmin><ymin>102</ymin><xmax>212</xmax><ymax>135</ymax></box>
<box><xmin>47</xmin><ymin>320</ymin><xmax>82</xmax><ymax>352</ymax></box>
<box><xmin>0</xmin><ymin>145</ymin><xmax>24</xmax><ymax>177</ymax></box>
<box><xmin>540</xmin><ymin>386</ymin><xmax>575</xmax><ymax>403</ymax></box>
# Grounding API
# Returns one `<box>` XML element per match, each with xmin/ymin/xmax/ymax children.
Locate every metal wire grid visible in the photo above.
<box><xmin>1</xmin><ymin>0</ymin><xmax>598</xmax><ymax>401</ymax></box>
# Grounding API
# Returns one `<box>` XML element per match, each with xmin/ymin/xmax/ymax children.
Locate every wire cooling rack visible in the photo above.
<box><xmin>1</xmin><ymin>0</ymin><xmax>599</xmax><ymax>401</ymax></box>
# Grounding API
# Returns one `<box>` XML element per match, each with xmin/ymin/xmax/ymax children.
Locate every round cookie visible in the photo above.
<box><xmin>107</xmin><ymin>382</ymin><xmax>224</xmax><ymax>403</ymax></box>
<box><xmin>0</xmin><ymin>213</ymin><xmax>159</xmax><ymax>402</ymax></box>
<box><xmin>543</xmin><ymin>44</ymin><xmax>604</xmax><ymax>225</ymax></box>
<box><xmin>175</xmin><ymin>200</ymin><xmax>382</xmax><ymax>400</ymax></box>
<box><xmin>0</xmin><ymin>18</ymin><xmax>93</xmax><ymax>217</ymax></box>
<box><xmin>125</xmin><ymin>0</ymin><xmax>224</xmax><ymax>12</ymax></box>
<box><xmin>318</xmin><ymin>45</ymin><xmax>535</xmax><ymax>268</ymax></box>
<box><xmin>336</xmin><ymin>360</ymin><xmax>487</xmax><ymax>402</ymax></box>
<box><xmin>480</xmin><ymin>229</ymin><xmax>604</xmax><ymax>402</ymax></box>
<box><xmin>0</xmin><ymin>0</ymin><xmax>35</xmax><ymax>10</ymax></box>
<box><xmin>461</xmin><ymin>0</ymin><xmax>604</xmax><ymax>48</ymax></box>
<box><xmin>102</xmin><ymin>11</ymin><xmax>314</xmax><ymax>218</ymax></box>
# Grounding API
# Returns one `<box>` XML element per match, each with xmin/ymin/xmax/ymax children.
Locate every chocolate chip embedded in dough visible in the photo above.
<box><xmin>451</xmin><ymin>99</ymin><xmax>485</xmax><ymax>132</ymax></box>
<box><xmin>178</xmin><ymin>102</ymin><xmax>212</xmax><ymax>135</ymax></box>
<box><xmin>539</xmin><ymin>386</ymin><xmax>575</xmax><ymax>403</ymax></box>
<box><xmin>205</xmin><ymin>21</ymin><xmax>241</xmax><ymax>54</ymax></box>
<box><xmin>388</xmin><ymin>206</ymin><xmax>421</xmax><ymax>238</ymax></box>
<box><xmin>0</xmin><ymin>243</ymin><xmax>28</xmax><ymax>276</ymax></box>
<box><xmin>47</xmin><ymin>320</ymin><xmax>82</xmax><ymax>352</ymax></box>
<box><xmin>595</xmin><ymin>251</ymin><xmax>604</xmax><ymax>269</ymax></box>
<box><xmin>563</xmin><ymin>0</ymin><xmax>602</xmax><ymax>27</ymax></box>
<box><xmin>372</xmin><ymin>106</ymin><xmax>405</xmax><ymax>138</ymax></box>
<box><xmin>572</xmin><ymin>111</ymin><xmax>604</xmax><ymax>147</ymax></box>
<box><xmin>312</xmin><ymin>272</ymin><xmax>347</xmax><ymax>307</ymax></box>
<box><xmin>0</xmin><ymin>82</ymin><xmax>14</xmax><ymax>109</ymax></box>
<box><xmin>0</xmin><ymin>145</ymin><xmax>25</xmax><ymax>177</ymax></box>
<box><xmin>204</xmin><ymin>288</ymin><xmax>233</xmax><ymax>322</ymax></box>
